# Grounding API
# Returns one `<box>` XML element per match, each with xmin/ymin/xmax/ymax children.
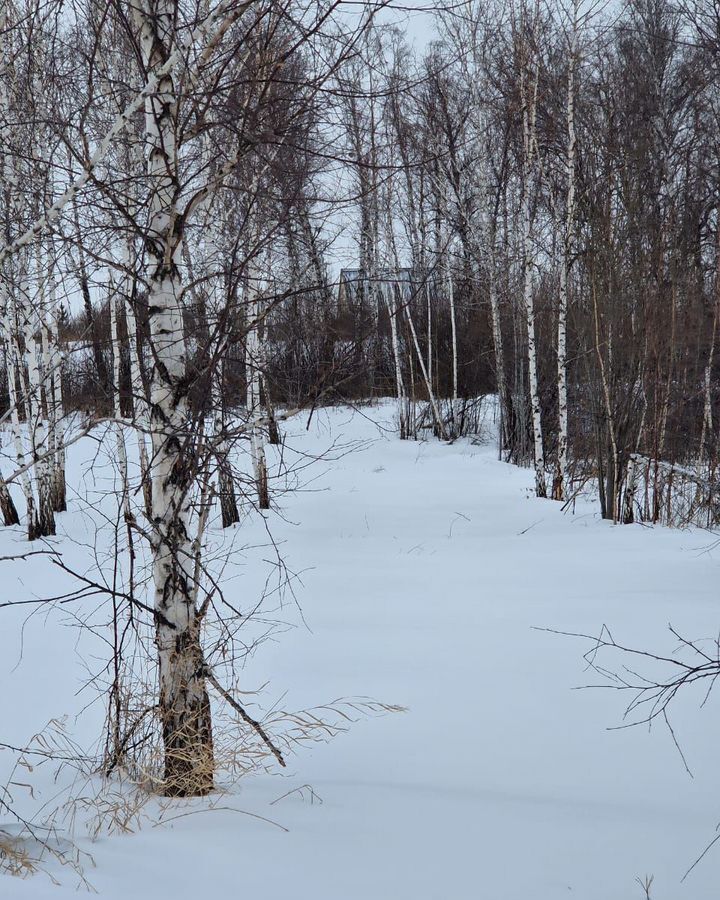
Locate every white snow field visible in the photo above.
<box><xmin>1</xmin><ymin>401</ymin><xmax>720</xmax><ymax>899</ymax></box>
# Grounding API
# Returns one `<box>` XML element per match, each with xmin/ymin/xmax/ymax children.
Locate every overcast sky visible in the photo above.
<box><xmin>378</xmin><ymin>1</ymin><xmax>440</xmax><ymax>46</ymax></box>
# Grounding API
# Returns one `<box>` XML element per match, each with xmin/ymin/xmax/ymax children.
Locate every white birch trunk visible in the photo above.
<box><xmin>700</xmin><ymin>215</ymin><xmax>720</xmax><ymax>463</ymax></box>
<box><xmin>622</xmin><ymin>389</ymin><xmax>647</xmax><ymax>524</ymax></box>
<box><xmin>3</xmin><ymin>318</ymin><xmax>37</xmax><ymax>538</ymax></box>
<box><xmin>21</xmin><ymin>259</ymin><xmax>54</xmax><ymax>535</ymax></box>
<box><xmin>488</xmin><ymin>247</ymin><xmax>509</xmax><ymax>457</ymax></box>
<box><xmin>448</xmin><ymin>268</ymin><xmax>458</xmax><ymax>403</ymax></box>
<box><xmin>40</xmin><ymin>321</ymin><xmax>56</xmax><ymax>492</ymax></box>
<box><xmin>45</xmin><ymin>247</ymin><xmax>66</xmax><ymax>512</ymax></box>
<box><xmin>245</xmin><ymin>258</ymin><xmax>269</xmax><ymax>510</ymax></box>
<box><xmin>109</xmin><ymin>274</ymin><xmax>130</xmax><ymax>520</ymax></box>
<box><xmin>385</xmin><ymin>283</ymin><xmax>407</xmax><ymax>438</ymax></box>
<box><xmin>0</xmin><ymin>9</ymin><xmax>28</xmax><ymax>530</ymax></box>
<box><xmin>381</xmin><ymin>191</ymin><xmax>409</xmax><ymax>438</ymax></box>
<box><xmin>404</xmin><ymin>302</ymin><xmax>447</xmax><ymax>440</ymax></box>
<box><xmin>553</xmin><ymin>0</ymin><xmax>578</xmax><ymax>502</ymax></box>
<box><xmin>476</xmin><ymin>132</ymin><xmax>509</xmax><ymax>456</ymax></box>
<box><xmin>43</xmin><ymin>321</ymin><xmax>66</xmax><ymax>512</ymax></box>
<box><xmin>137</xmin><ymin>0</ymin><xmax>213</xmax><ymax>796</ymax></box>
<box><xmin>378</xmin><ymin>280</ymin><xmax>406</xmax><ymax>436</ymax></box>
<box><xmin>0</xmin><ymin>342</ymin><xmax>19</xmax><ymax>524</ymax></box>
<box><xmin>214</xmin><ymin>362</ymin><xmax>239</xmax><ymax>527</ymax></box>
<box><xmin>555</xmin><ymin>260</ymin><xmax>570</xmax><ymax>499</ymax></box>
<box><xmin>520</xmin><ymin>47</ymin><xmax>547</xmax><ymax>498</ymax></box>
<box><xmin>426</xmin><ymin>280</ymin><xmax>432</xmax><ymax>389</ymax></box>
<box><xmin>0</xmin><ymin>430</ymin><xmax>19</xmax><ymax>525</ymax></box>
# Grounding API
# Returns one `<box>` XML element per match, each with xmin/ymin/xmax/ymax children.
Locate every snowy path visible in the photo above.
<box><xmin>2</xmin><ymin>403</ymin><xmax>720</xmax><ymax>899</ymax></box>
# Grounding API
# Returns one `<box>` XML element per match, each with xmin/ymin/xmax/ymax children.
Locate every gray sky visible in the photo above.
<box><xmin>378</xmin><ymin>1</ymin><xmax>440</xmax><ymax>47</ymax></box>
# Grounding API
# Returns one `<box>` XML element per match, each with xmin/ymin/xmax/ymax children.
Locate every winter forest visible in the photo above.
<box><xmin>1</xmin><ymin>0</ymin><xmax>720</xmax><ymax>896</ymax></box>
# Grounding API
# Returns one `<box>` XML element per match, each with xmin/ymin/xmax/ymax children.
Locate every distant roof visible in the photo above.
<box><xmin>339</xmin><ymin>267</ymin><xmax>413</xmax><ymax>284</ymax></box>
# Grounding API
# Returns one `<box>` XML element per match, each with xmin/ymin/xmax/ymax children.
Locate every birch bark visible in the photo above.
<box><xmin>214</xmin><ymin>355</ymin><xmax>239</xmax><ymax>527</ymax></box>
<box><xmin>245</xmin><ymin>255</ymin><xmax>269</xmax><ymax>510</ymax></box>
<box><xmin>519</xmin><ymin>28</ymin><xmax>547</xmax><ymax>497</ymax></box>
<box><xmin>0</xmin><ymin>7</ymin><xmax>30</xmax><ymax>531</ymax></box>
<box><xmin>3</xmin><ymin>312</ymin><xmax>38</xmax><ymax>537</ymax></box>
<box><xmin>137</xmin><ymin>0</ymin><xmax>214</xmax><ymax>795</ymax></box>
<box><xmin>553</xmin><ymin>0</ymin><xmax>578</xmax><ymax>501</ymax></box>
<box><xmin>108</xmin><ymin>274</ymin><xmax>130</xmax><ymax>520</ymax></box>
<box><xmin>699</xmin><ymin>212</ymin><xmax>720</xmax><ymax>464</ymax></box>
<box><xmin>45</xmin><ymin>245</ymin><xmax>66</xmax><ymax>511</ymax></box>
<box><xmin>447</xmin><ymin>267</ymin><xmax>458</xmax><ymax>403</ymax></box>
<box><xmin>382</xmin><ymin>191</ymin><xmax>409</xmax><ymax>437</ymax></box>
<box><xmin>21</xmin><ymin>257</ymin><xmax>54</xmax><ymax>535</ymax></box>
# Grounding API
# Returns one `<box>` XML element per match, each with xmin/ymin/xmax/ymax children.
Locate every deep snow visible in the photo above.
<box><xmin>1</xmin><ymin>401</ymin><xmax>720</xmax><ymax>899</ymax></box>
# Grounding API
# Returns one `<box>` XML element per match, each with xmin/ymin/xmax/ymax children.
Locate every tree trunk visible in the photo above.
<box><xmin>137</xmin><ymin>0</ymin><xmax>213</xmax><ymax>796</ymax></box>
<box><xmin>46</xmin><ymin>252</ymin><xmax>66</xmax><ymax>512</ymax></box>
<box><xmin>0</xmin><ymin>472</ymin><xmax>18</xmax><ymax>526</ymax></box>
<box><xmin>22</xmin><ymin>260</ymin><xmax>54</xmax><ymax>536</ymax></box>
<box><xmin>520</xmin><ymin>47</ymin><xmax>546</xmax><ymax>497</ymax></box>
<box><xmin>552</xmin><ymin>0</ymin><xmax>578</xmax><ymax>502</ymax></box>
<box><xmin>4</xmin><ymin>326</ymin><xmax>38</xmax><ymax>539</ymax></box>
<box><xmin>447</xmin><ymin>267</ymin><xmax>458</xmax><ymax>404</ymax></box>
<box><xmin>109</xmin><ymin>275</ymin><xmax>131</xmax><ymax>520</ymax></box>
<box><xmin>245</xmin><ymin>256</ymin><xmax>269</xmax><ymax>510</ymax></box>
<box><xmin>214</xmin><ymin>365</ymin><xmax>239</xmax><ymax>528</ymax></box>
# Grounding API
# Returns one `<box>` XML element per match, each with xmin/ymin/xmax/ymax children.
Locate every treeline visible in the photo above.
<box><xmin>17</xmin><ymin>0</ymin><xmax>718</xmax><ymax>530</ymax></box>
<box><xmin>321</xmin><ymin>0</ymin><xmax>720</xmax><ymax>528</ymax></box>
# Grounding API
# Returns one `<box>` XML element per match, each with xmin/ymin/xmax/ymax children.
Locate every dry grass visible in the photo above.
<box><xmin>0</xmin><ymin>677</ymin><xmax>409</xmax><ymax>887</ymax></box>
<box><xmin>0</xmin><ymin>835</ymin><xmax>38</xmax><ymax>877</ymax></box>
<box><xmin>55</xmin><ymin>689</ymin><xmax>406</xmax><ymax>845</ymax></box>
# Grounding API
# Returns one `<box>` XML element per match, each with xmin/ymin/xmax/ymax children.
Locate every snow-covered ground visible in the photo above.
<box><xmin>1</xmin><ymin>401</ymin><xmax>720</xmax><ymax>899</ymax></box>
